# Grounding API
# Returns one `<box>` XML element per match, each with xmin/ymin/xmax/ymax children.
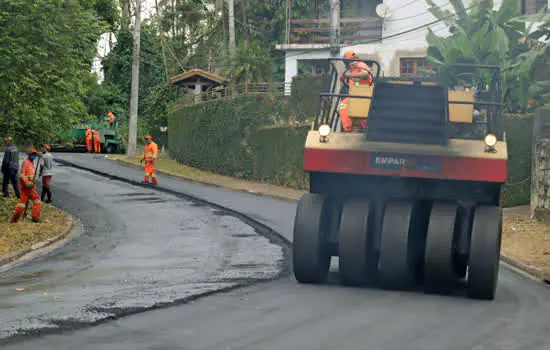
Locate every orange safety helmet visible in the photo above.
<box><xmin>42</xmin><ymin>144</ymin><xmax>51</xmax><ymax>152</ymax></box>
<box><xmin>145</xmin><ymin>135</ymin><xmax>152</xmax><ymax>140</ymax></box>
<box><xmin>28</xmin><ymin>149</ymin><xmax>38</xmax><ymax>155</ymax></box>
<box><xmin>343</xmin><ymin>50</ymin><xmax>359</xmax><ymax>59</ymax></box>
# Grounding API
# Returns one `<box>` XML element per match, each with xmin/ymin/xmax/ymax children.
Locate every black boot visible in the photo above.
<box><xmin>47</xmin><ymin>188</ymin><xmax>52</xmax><ymax>203</ymax></box>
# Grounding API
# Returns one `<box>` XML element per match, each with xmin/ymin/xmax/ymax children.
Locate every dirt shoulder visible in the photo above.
<box><xmin>109</xmin><ymin>154</ymin><xmax>550</xmax><ymax>282</ymax></box>
<box><xmin>0</xmin><ymin>190</ymin><xmax>74</xmax><ymax>267</ymax></box>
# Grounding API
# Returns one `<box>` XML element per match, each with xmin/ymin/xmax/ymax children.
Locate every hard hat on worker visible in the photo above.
<box><xmin>145</xmin><ymin>135</ymin><xmax>152</xmax><ymax>140</ymax></box>
<box><xmin>28</xmin><ymin>149</ymin><xmax>38</xmax><ymax>155</ymax></box>
<box><xmin>343</xmin><ymin>50</ymin><xmax>359</xmax><ymax>59</ymax></box>
<box><xmin>42</xmin><ymin>144</ymin><xmax>51</xmax><ymax>152</ymax></box>
<box><xmin>4</xmin><ymin>136</ymin><xmax>13</xmax><ymax>141</ymax></box>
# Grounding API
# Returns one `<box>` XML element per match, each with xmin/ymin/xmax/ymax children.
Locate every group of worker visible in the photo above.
<box><xmin>2</xmin><ymin>137</ymin><xmax>54</xmax><ymax>223</ymax></box>
<box><xmin>85</xmin><ymin>125</ymin><xmax>102</xmax><ymax>153</ymax></box>
<box><xmin>337</xmin><ymin>50</ymin><xmax>374</xmax><ymax>133</ymax></box>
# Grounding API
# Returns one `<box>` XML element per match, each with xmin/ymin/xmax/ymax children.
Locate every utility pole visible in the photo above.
<box><xmin>226</xmin><ymin>0</ymin><xmax>236</xmax><ymax>58</ymax></box>
<box><xmin>329</xmin><ymin>0</ymin><xmax>340</xmax><ymax>57</ymax></box>
<box><xmin>128</xmin><ymin>0</ymin><xmax>142</xmax><ymax>157</ymax></box>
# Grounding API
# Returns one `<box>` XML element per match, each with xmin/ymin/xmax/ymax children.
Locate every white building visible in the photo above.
<box><xmin>276</xmin><ymin>0</ymin><xmax>546</xmax><ymax>94</ymax></box>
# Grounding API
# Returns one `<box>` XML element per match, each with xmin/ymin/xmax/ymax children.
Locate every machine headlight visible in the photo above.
<box><xmin>319</xmin><ymin>124</ymin><xmax>331</xmax><ymax>137</ymax></box>
<box><xmin>484</xmin><ymin>134</ymin><xmax>497</xmax><ymax>147</ymax></box>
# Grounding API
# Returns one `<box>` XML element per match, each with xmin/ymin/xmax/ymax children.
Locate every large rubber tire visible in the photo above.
<box><xmin>467</xmin><ymin>206</ymin><xmax>502</xmax><ymax>300</ymax></box>
<box><xmin>293</xmin><ymin>193</ymin><xmax>331</xmax><ymax>284</ymax></box>
<box><xmin>424</xmin><ymin>203</ymin><xmax>458</xmax><ymax>294</ymax></box>
<box><xmin>378</xmin><ymin>201</ymin><xmax>416</xmax><ymax>290</ymax></box>
<box><xmin>338</xmin><ymin>199</ymin><xmax>376</xmax><ymax>286</ymax></box>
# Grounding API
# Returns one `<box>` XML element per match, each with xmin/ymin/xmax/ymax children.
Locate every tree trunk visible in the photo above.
<box><xmin>227</xmin><ymin>0</ymin><xmax>236</xmax><ymax>58</ymax></box>
<box><xmin>128</xmin><ymin>0</ymin><xmax>142</xmax><ymax>157</ymax></box>
<box><xmin>155</xmin><ymin>0</ymin><xmax>170</xmax><ymax>81</ymax></box>
<box><xmin>530</xmin><ymin>107</ymin><xmax>550</xmax><ymax>221</ymax></box>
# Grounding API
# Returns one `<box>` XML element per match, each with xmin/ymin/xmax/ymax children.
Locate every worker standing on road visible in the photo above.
<box><xmin>10</xmin><ymin>149</ymin><xmax>41</xmax><ymax>223</ymax></box>
<box><xmin>338</xmin><ymin>50</ymin><xmax>373</xmax><ymax>132</ymax></box>
<box><xmin>141</xmin><ymin>135</ymin><xmax>158</xmax><ymax>185</ymax></box>
<box><xmin>85</xmin><ymin>126</ymin><xmax>93</xmax><ymax>153</ymax></box>
<box><xmin>1</xmin><ymin>136</ymin><xmax>20</xmax><ymax>199</ymax></box>
<box><xmin>39</xmin><ymin>144</ymin><xmax>54</xmax><ymax>203</ymax></box>
<box><xmin>92</xmin><ymin>129</ymin><xmax>101</xmax><ymax>153</ymax></box>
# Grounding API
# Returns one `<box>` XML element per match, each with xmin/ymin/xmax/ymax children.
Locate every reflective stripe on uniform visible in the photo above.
<box><xmin>144</xmin><ymin>153</ymin><xmax>156</xmax><ymax>157</ymax></box>
<box><xmin>337</xmin><ymin>103</ymin><xmax>348</xmax><ymax>111</ymax></box>
<box><xmin>16</xmin><ymin>203</ymin><xmax>26</xmax><ymax>208</ymax></box>
<box><xmin>31</xmin><ymin>200</ymin><xmax>41</xmax><ymax>205</ymax></box>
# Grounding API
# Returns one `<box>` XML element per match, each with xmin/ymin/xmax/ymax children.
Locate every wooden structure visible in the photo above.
<box><xmin>530</xmin><ymin>106</ymin><xmax>550</xmax><ymax>220</ymax></box>
<box><xmin>288</xmin><ymin>17</ymin><xmax>383</xmax><ymax>45</ymax></box>
<box><xmin>169</xmin><ymin>69</ymin><xmax>230</xmax><ymax>102</ymax></box>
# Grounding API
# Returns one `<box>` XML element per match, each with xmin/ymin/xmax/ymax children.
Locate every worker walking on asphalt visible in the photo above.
<box><xmin>141</xmin><ymin>135</ymin><xmax>158</xmax><ymax>185</ymax></box>
<box><xmin>1</xmin><ymin>136</ymin><xmax>20</xmax><ymax>199</ymax></box>
<box><xmin>39</xmin><ymin>144</ymin><xmax>54</xmax><ymax>203</ymax></box>
<box><xmin>85</xmin><ymin>126</ymin><xmax>93</xmax><ymax>153</ymax></box>
<box><xmin>337</xmin><ymin>50</ymin><xmax>373</xmax><ymax>132</ymax></box>
<box><xmin>92</xmin><ymin>129</ymin><xmax>101</xmax><ymax>153</ymax></box>
<box><xmin>10</xmin><ymin>149</ymin><xmax>41</xmax><ymax>223</ymax></box>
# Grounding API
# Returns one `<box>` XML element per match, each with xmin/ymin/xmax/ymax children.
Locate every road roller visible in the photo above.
<box><xmin>293</xmin><ymin>58</ymin><xmax>507</xmax><ymax>300</ymax></box>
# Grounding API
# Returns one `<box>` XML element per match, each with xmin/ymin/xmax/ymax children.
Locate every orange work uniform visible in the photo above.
<box><xmin>92</xmin><ymin>130</ymin><xmax>101</xmax><ymax>153</ymax></box>
<box><xmin>11</xmin><ymin>158</ymin><xmax>41</xmax><ymax>222</ymax></box>
<box><xmin>338</xmin><ymin>61</ymin><xmax>373</xmax><ymax>132</ymax></box>
<box><xmin>85</xmin><ymin>128</ymin><xmax>93</xmax><ymax>153</ymax></box>
<box><xmin>142</xmin><ymin>141</ymin><xmax>159</xmax><ymax>185</ymax></box>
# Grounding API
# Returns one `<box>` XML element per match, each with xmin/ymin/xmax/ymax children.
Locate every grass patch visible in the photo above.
<box><xmin>0</xmin><ymin>189</ymin><xmax>71</xmax><ymax>257</ymax></box>
<box><xmin>502</xmin><ymin>206</ymin><xmax>550</xmax><ymax>273</ymax></box>
<box><xmin>108</xmin><ymin>153</ymin><xmax>234</xmax><ymax>182</ymax></box>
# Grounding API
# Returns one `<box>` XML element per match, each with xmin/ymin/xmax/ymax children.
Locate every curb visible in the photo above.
<box><xmin>0</xmin><ymin>212</ymin><xmax>75</xmax><ymax>269</ymax></box>
<box><xmin>108</xmin><ymin>157</ymin><xmax>305</xmax><ymax>203</ymax></box>
<box><xmin>501</xmin><ymin>252</ymin><xmax>550</xmax><ymax>284</ymax></box>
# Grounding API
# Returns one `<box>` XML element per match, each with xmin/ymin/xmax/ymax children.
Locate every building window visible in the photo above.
<box><xmin>400</xmin><ymin>57</ymin><xmax>434</xmax><ymax>77</ymax></box>
<box><xmin>524</xmin><ymin>0</ymin><xmax>547</xmax><ymax>14</ymax></box>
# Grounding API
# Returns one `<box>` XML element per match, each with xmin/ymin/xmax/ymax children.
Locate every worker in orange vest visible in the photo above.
<box><xmin>85</xmin><ymin>126</ymin><xmax>93</xmax><ymax>153</ymax></box>
<box><xmin>141</xmin><ymin>135</ymin><xmax>158</xmax><ymax>185</ymax></box>
<box><xmin>92</xmin><ymin>129</ymin><xmax>101</xmax><ymax>153</ymax></box>
<box><xmin>10</xmin><ymin>149</ymin><xmax>41</xmax><ymax>223</ymax></box>
<box><xmin>107</xmin><ymin>111</ymin><xmax>115</xmax><ymax>128</ymax></box>
<box><xmin>337</xmin><ymin>50</ymin><xmax>373</xmax><ymax>132</ymax></box>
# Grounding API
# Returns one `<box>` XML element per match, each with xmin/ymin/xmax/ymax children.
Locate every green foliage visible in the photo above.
<box><xmin>224</xmin><ymin>41</ymin><xmax>273</xmax><ymax>83</ymax></box>
<box><xmin>168</xmin><ymin>94</ymin><xmax>295</xmax><ymax>180</ymax></box>
<box><xmin>425</xmin><ymin>0</ymin><xmax>548</xmax><ymax>112</ymax></box>
<box><xmin>248</xmin><ymin>126</ymin><xmax>309</xmax><ymax>188</ymax></box>
<box><xmin>501</xmin><ymin>114</ymin><xmax>533</xmax><ymax>207</ymax></box>
<box><xmin>290</xmin><ymin>73</ymin><xmax>329</xmax><ymax>121</ymax></box>
<box><xmin>0</xmin><ymin>0</ymin><xmax>108</xmax><ymax>143</ymax></box>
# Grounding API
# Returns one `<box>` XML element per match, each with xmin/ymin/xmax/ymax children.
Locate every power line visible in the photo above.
<box><xmin>206</xmin><ymin>0</ymin><xmax>490</xmax><ymax>70</ymax></box>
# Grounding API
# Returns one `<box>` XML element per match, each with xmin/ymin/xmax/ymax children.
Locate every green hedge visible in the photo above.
<box><xmin>501</xmin><ymin>114</ymin><xmax>533</xmax><ymax>207</ymax></box>
<box><xmin>168</xmin><ymin>94</ymin><xmax>292</xmax><ymax>179</ymax></box>
<box><xmin>168</xmin><ymin>93</ymin><xmax>534</xmax><ymax>207</ymax></box>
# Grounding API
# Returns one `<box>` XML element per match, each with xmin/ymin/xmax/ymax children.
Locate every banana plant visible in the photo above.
<box><xmin>425</xmin><ymin>0</ymin><xmax>548</xmax><ymax>111</ymax></box>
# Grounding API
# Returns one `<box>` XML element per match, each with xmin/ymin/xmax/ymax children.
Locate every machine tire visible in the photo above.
<box><xmin>293</xmin><ymin>193</ymin><xmax>331</xmax><ymax>284</ymax></box>
<box><xmin>105</xmin><ymin>144</ymin><xmax>114</xmax><ymax>154</ymax></box>
<box><xmin>338</xmin><ymin>199</ymin><xmax>376</xmax><ymax>286</ymax></box>
<box><xmin>378</xmin><ymin>201</ymin><xmax>416</xmax><ymax>290</ymax></box>
<box><xmin>467</xmin><ymin>206</ymin><xmax>502</xmax><ymax>300</ymax></box>
<box><xmin>423</xmin><ymin>203</ymin><xmax>458</xmax><ymax>294</ymax></box>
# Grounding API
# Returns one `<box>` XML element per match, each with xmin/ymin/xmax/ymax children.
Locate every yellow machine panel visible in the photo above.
<box><xmin>448</xmin><ymin>90</ymin><xmax>474</xmax><ymax>123</ymax></box>
<box><xmin>348</xmin><ymin>84</ymin><xmax>373</xmax><ymax>118</ymax></box>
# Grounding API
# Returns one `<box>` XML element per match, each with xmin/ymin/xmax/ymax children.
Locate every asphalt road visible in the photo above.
<box><xmin>0</xmin><ymin>156</ymin><xmax>284</xmax><ymax>342</ymax></box>
<box><xmin>3</xmin><ymin>154</ymin><xmax>550</xmax><ymax>349</ymax></box>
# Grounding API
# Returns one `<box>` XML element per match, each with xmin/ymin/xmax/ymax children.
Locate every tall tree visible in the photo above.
<box><xmin>0</xmin><ymin>0</ymin><xmax>112</xmax><ymax>142</ymax></box>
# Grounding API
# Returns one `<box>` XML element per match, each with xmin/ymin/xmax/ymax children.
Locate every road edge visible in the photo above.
<box><xmin>62</xmin><ymin>157</ymin><xmax>550</xmax><ymax>285</ymax></box>
<box><xmin>108</xmin><ymin>157</ymin><xmax>305</xmax><ymax>203</ymax></box>
<box><xmin>0</xmin><ymin>213</ymin><xmax>76</xmax><ymax>270</ymax></box>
